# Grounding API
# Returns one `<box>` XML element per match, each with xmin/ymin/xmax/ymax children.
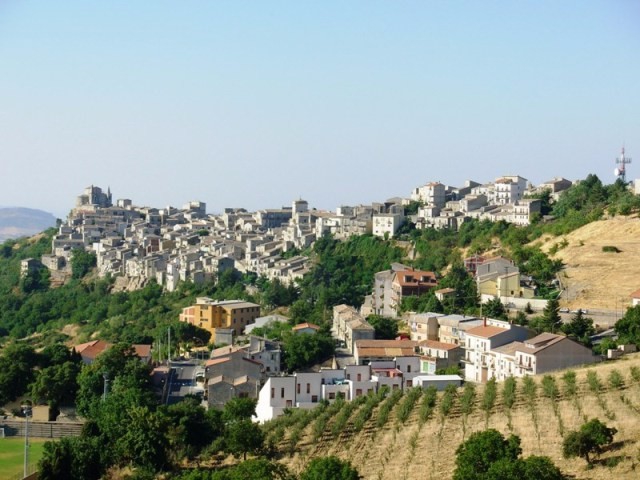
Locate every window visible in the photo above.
<box><xmin>407</xmin><ymin>365</ymin><xmax>411</xmax><ymax>373</ymax></box>
<box><xmin>356</xmin><ymin>388</ymin><xmax>362</xmax><ymax>397</ymax></box>
<box><xmin>357</xmin><ymin>373</ymin><xmax>361</xmax><ymax>382</ymax></box>
<box><xmin>306</xmin><ymin>383</ymin><xmax>310</xmax><ymax>394</ymax></box>
<box><xmin>297</xmin><ymin>384</ymin><xmax>300</xmax><ymax>394</ymax></box>
<box><xmin>281</xmin><ymin>387</ymin><xmax>285</xmax><ymax>398</ymax></box>
<box><xmin>271</xmin><ymin>388</ymin><xmax>274</xmax><ymax>399</ymax></box>
<box><xmin>311</xmin><ymin>395</ymin><xmax>318</xmax><ymax>402</ymax></box>
<box><xmin>328</xmin><ymin>392</ymin><xmax>336</xmax><ymax>400</ymax></box>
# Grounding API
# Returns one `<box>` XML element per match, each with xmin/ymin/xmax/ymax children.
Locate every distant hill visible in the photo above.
<box><xmin>0</xmin><ymin>207</ymin><xmax>57</xmax><ymax>242</ymax></box>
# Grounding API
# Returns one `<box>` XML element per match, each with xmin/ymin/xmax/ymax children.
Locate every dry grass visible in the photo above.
<box><xmin>277</xmin><ymin>353</ymin><xmax>640</xmax><ymax>480</ymax></box>
<box><xmin>534</xmin><ymin>215</ymin><xmax>640</xmax><ymax>311</ymax></box>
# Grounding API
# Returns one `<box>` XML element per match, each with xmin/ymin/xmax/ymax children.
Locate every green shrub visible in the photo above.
<box><xmin>608</xmin><ymin>370</ymin><xmax>624</xmax><ymax>390</ymax></box>
<box><xmin>587</xmin><ymin>371</ymin><xmax>602</xmax><ymax>393</ymax></box>
<box><xmin>419</xmin><ymin>386</ymin><xmax>438</xmax><ymax>425</ymax></box>
<box><xmin>503</xmin><ymin>377</ymin><xmax>517</xmax><ymax>410</ymax></box>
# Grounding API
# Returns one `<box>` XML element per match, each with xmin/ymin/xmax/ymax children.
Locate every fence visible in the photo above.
<box><xmin>0</xmin><ymin>420</ymin><xmax>83</xmax><ymax>439</ymax></box>
<box><xmin>480</xmin><ymin>294</ymin><xmax>548</xmax><ymax>311</ymax></box>
<box><xmin>6</xmin><ymin>462</ymin><xmax>38</xmax><ymax>480</ymax></box>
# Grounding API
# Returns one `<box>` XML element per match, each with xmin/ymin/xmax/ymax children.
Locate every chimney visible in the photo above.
<box><xmin>483</xmin><ymin>317</ymin><xmax>487</xmax><ymax>327</ymax></box>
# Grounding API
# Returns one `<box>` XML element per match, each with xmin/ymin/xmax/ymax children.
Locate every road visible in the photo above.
<box><xmin>165</xmin><ymin>361</ymin><xmax>205</xmax><ymax>405</ymax></box>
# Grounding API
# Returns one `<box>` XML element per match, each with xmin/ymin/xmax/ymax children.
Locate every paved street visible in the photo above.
<box><xmin>166</xmin><ymin>361</ymin><xmax>205</xmax><ymax>405</ymax></box>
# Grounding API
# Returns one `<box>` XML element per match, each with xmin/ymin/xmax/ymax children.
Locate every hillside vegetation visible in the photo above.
<box><xmin>267</xmin><ymin>355</ymin><xmax>640</xmax><ymax>480</ymax></box>
<box><xmin>536</xmin><ymin>215</ymin><xmax>640</xmax><ymax>311</ymax></box>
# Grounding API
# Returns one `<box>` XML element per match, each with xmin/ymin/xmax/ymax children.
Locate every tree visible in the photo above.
<box><xmin>0</xmin><ymin>343</ymin><xmax>39</xmax><ymax>404</ymax></box>
<box><xmin>561</xmin><ymin>310</ymin><xmax>595</xmax><ymax>344</ymax></box>
<box><xmin>70</xmin><ymin>249</ymin><xmax>97</xmax><ymax>279</ymax></box>
<box><xmin>300</xmin><ymin>456</ymin><xmax>360</xmax><ymax>480</ymax></box>
<box><xmin>118</xmin><ymin>406</ymin><xmax>169</xmax><ymax>471</ymax></box>
<box><xmin>223</xmin><ymin>397</ymin><xmax>257</xmax><ymax>423</ymax></box>
<box><xmin>563</xmin><ymin>418</ymin><xmax>617</xmax><ymax>465</ymax></box>
<box><xmin>438</xmin><ymin>262</ymin><xmax>479</xmax><ymax>313</ymax></box>
<box><xmin>537</xmin><ymin>297</ymin><xmax>562</xmax><ymax>333</ymax></box>
<box><xmin>453</xmin><ymin>429</ymin><xmax>522</xmax><ymax>480</ymax></box>
<box><xmin>38</xmin><ymin>436</ymin><xmax>102</xmax><ymax>480</ymax></box>
<box><xmin>210</xmin><ymin>458</ymin><xmax>292</xmax><ymax>480</ymax></box>
<box><xmin>366</xmin><ymin>315</ymin><xmax>398</xmax><ymax>340</ymax></box>
<box><xmin>225</xmin><ymin>419</ymin><xmax>264</xmax><ymax>460</ymax></box>
<box><xmin>30</xmin><ymin>360</ymin><xmax>82</xmax><ymax>410</ymax></box>
<box><xmin>486</xmin><ymin>456</ymin><xmax>563</xmax><ymax>480</ymax></box>
<box><xmin>282</xmin><ymin>332</ymin><xmax>335</xmax><ymax>372</ymax></box>
<box><xmin>455</xmin><ymin>430</ymin><xmax>563</xmax><ymax>480</ymax></box>
<box><xmin>483</xmin><ymin>297</ymin><xmax>507</xmax><ymax>320</ymax></box>
<box><xmin>615</xmin><ymin>305</ymin><xmax>640</xmax><ymax>346</ymax></box>
<box><xmin>160</xmin><ymin>397</ymin><xmax>223</xmax><ymax>461</ymax></box>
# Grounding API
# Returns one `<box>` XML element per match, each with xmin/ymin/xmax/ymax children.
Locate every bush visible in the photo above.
<box><xmin>419</xmin><ymin>386</ymin><xmax>438</xmax><ymax>425</ymax></box>
<box><xmin>503</xmin><ymin>377</ymin><xmax>517</xmax><ymax>410</ymax></box>
<box><xmin>608</xmin><ymin>369</ymin><xmax>624</xmax><ymax>390</ymax></box>
<box><xmin>587</xmin><ymin>371</ymin><xmax>602</xmax><ymax>393</ymax></box>
<box><xmin>601</xmin><ymin>246</ymin><xmax>621</xmax><ymax>253</ymax></box>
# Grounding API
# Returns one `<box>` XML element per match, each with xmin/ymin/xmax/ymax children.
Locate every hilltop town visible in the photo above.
<box><xmin>4</xmin><ymin>170</ymin><xmax>640</xmax><ymax>479</ymax></box>
<box><xmin>37</xmin><ymin>175</ymin><xmax>599</xmax><ymax>292</ymax></box>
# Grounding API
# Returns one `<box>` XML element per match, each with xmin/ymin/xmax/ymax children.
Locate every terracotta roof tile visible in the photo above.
<box><xmin>465</xmin><ymin>325</ymin><xmax>509</xmax><ymax>339</ymax></box>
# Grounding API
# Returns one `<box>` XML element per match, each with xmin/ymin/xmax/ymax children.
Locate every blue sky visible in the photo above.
<box><xmin>1</xmin><ymin>1</ymin><xmax>638</xmax><ymax>217</ymax></box>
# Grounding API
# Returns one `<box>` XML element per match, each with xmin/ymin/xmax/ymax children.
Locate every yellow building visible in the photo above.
<box><xmin>179</xmin><ymin>297</ymin><xmax>260</xmax><ymax>343</ymax></box>
<box><xmin>478</xmin><ymin>272</ymin><xmax>534</xmax><ymax>299</ymax></box>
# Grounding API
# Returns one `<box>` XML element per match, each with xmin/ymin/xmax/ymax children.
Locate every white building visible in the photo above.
<box><xmin>372</xmin><ymin>213</ymin><xmax>404</xmax><ymax>238</ymax></box>
<box><xmin>411</xmin><ymin>182</ymin><xmax>446</xmax><ymax>208</ymax></box>
<box><xmin>463</xmin><ymin>319</ymin><xmax>529</xmax><ymax>383</ymax></box>
<box><xmin>489</xmin><ymin>333</ymin><xmax>598</xmax><ymax>381</ymax></box>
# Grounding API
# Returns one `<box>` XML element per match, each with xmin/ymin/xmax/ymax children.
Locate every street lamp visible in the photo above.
<box><xmin>21</xmin><ymin>402</ymin><xmax>32</xmax><ymax>478</ymax></box>
<box><xmin>102</xmin><ymin>373</ymin><xmax>110</xmax><ymax>401</ymax></box>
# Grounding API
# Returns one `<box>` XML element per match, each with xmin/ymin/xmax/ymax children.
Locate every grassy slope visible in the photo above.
<box><xmin>535</xmin><ymin>215</ymin><xmax>640</xmax><ymax>311</ymax></box>
<box><xmin>0</xmin><ymin>438</ymin><xmax>47</xmax><ymax>480</ymax></box>
<box><xmin>276</xmin><ymin>353</ymin><xmax>640</xmax><ymax>480</ymax></box>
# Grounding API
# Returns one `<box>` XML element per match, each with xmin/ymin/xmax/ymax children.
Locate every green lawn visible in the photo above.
<box><xmin>0</xmin><ymin>437</ymin><xmax>48</xmax><ymax>480</ymax></box>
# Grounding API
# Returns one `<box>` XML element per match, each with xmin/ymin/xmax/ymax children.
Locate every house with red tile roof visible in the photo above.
<box><xmin>292</xmin><ymin>322</ymin><xmax>320</xmax><ymax>335</ymax></box>
<box><xmin>463</xmin><ymin>318</ymin><xmax>529</xmax><ymax>383</ymax></box>
<box><xmin>73</xmin><ymin>340</ymin><xmax>152</xmax><ymax>364</ymax></box>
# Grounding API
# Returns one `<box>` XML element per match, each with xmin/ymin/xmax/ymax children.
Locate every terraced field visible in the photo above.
<box><xmin>265</xmin><ymin>353</ymin><xmax>640</xmax><ymax>480</ymax></box>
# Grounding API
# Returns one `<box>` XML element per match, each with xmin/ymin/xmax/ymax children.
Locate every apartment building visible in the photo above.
<box><xmin>179</xmin><ymin>297</ymin><xmax>260</xmax><ymax>343</ymax></box>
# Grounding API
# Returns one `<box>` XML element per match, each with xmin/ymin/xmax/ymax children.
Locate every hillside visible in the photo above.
<box><xmin>535</xmin><ymin>215</ymin><xmax>640</xmax><ymax>311</ymax></box>
<box><xmin>0</xmin><ymin>207</ymin><xmax>57</xmax><ymax>242</ymax></box>
<box><xmin>268</xmin><ymin>354</ymin><xmax>640</xmax><ymax>480</ymax></box>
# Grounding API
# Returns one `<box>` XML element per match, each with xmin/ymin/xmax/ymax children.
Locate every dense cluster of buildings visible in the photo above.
<box><xmin>39</xmin><ymin>175</ymin><xmax>571</xmax><ymax>293</ymax></box>
<box><xmin>40</xmin><ymin>177</ymin><xmax>615</xmax><ymax>422</ymax></box>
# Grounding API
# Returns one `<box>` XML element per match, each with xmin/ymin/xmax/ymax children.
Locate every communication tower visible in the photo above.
<box><xmin>614</xmin><ymin>146</ymin><xmax>632</xmax><ymax>183</ymax></box>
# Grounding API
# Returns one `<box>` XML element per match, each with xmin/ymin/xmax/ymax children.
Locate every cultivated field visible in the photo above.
<box><xmin>268</xmin><ymin>353</ymin><xmax>640</xmax><ymax>480</ymax></box>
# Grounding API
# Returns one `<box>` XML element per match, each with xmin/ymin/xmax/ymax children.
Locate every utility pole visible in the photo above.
<box><xmin>168</xmin><ymin>327</ymin><xmax>171</xmax><ymax>363</ymax></box>
<box><xmin>102</xmin><ymin>373</ymin><xmax>110</xmax><ymax>401</ymax></box>
<box><xmin>22</xmin><ymin>404</ymin><xmax>31</xmax><ymax>478</ymax></box>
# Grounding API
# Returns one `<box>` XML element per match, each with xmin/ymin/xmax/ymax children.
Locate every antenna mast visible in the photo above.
<box><xmin>615</xmin><ymin>146</ymin><xmax>632</xmax><ymax>183</ymax></box>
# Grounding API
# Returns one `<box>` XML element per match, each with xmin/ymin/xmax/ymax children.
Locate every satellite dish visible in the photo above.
<box><xmin>614</xmin><ymin>168</ymin><xmax>620</xmax><ymax>176</ymax></box>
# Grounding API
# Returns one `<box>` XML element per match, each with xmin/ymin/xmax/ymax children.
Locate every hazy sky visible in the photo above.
<box><xmin>1</xmin><ymin>1</ymin><xmax>639</xmax><ymax>217</ymax></box>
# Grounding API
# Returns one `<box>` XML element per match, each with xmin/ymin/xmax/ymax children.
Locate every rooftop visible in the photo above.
<box><xmin>465</xmin><ymin>325</ymin><xmax>509</xmax><ymax>339</ymax></box>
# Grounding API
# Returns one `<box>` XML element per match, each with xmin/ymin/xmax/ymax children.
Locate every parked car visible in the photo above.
<box><xmin>559</xmin><ymin>308</ymin><xmax>570</xmax><ymax>313</ymax></box>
